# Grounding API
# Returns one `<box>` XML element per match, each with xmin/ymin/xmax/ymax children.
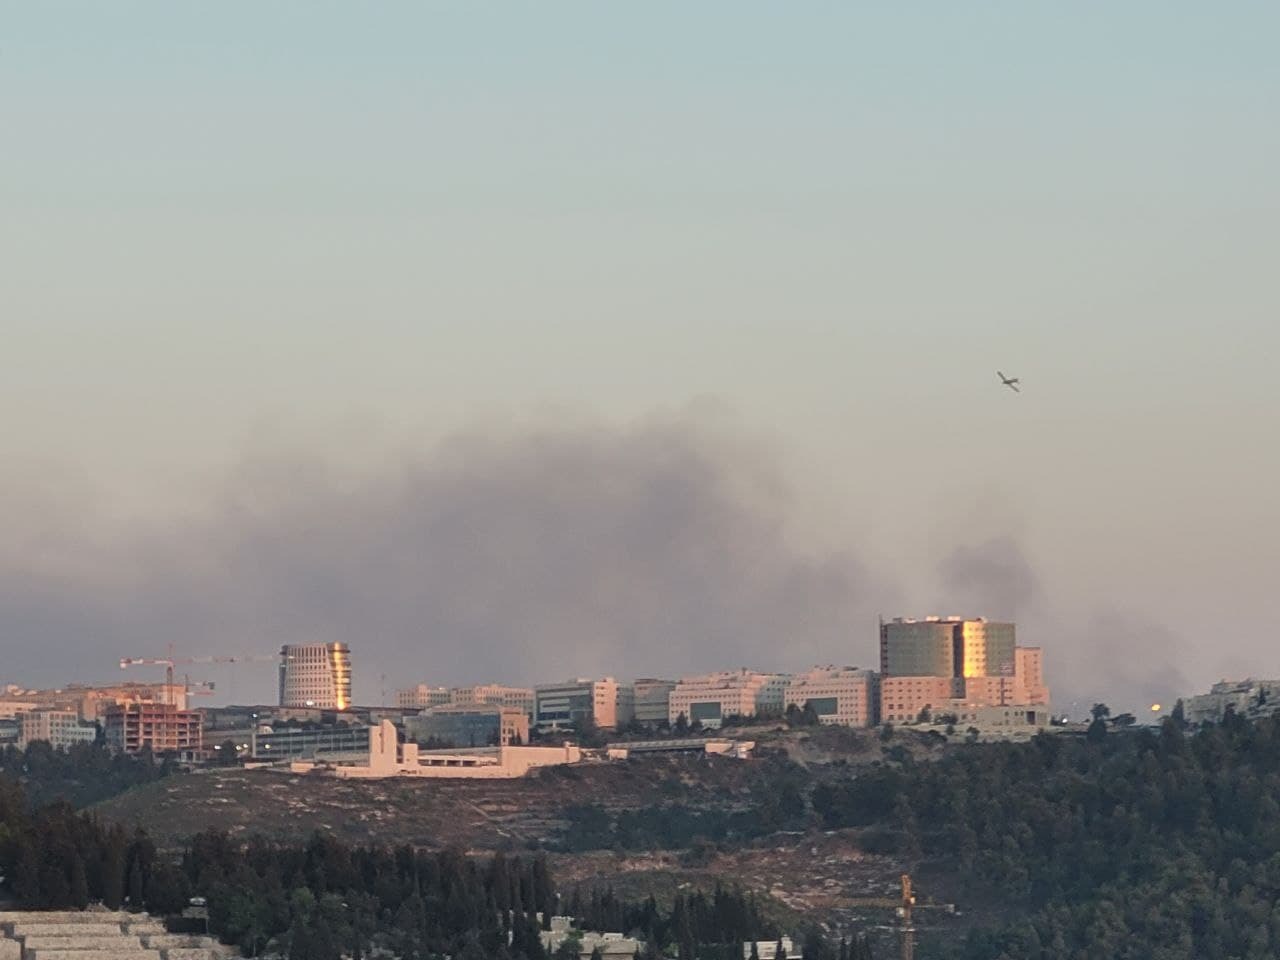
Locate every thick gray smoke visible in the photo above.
<box><xmin>935</xmin><ymin>536</ymin><xmax>1040</xmax><ymax>621</ymax></box>
<box><xmin>932</xmin><ymin>536</ymin><xmax>1192</xmax><ymax>715</ymax></box>
<box><xmin>0</xmin><ymin>415</ymin><xmax>893</xmax><ymax>703</ymax></box>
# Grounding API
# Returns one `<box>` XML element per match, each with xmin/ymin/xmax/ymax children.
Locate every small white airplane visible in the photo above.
<box><xmin>997</xmin><ymin>371</ymin><xmax>1020</xmax><ymax>393</ymax></box>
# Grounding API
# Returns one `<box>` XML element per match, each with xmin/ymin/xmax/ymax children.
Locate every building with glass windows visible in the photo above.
<box><xmin>667</xmin><ymin>670</ymin><xmax>791</xmax><ymax>729</ymax></box>
<box><xmin>783</xmin><ymin>666</ymin><xmax>878</xmax><ymax>727</ymax></box>
<box><xmin>279</xmin><ymin>643</ymin><xmax>352</xmax><ymax>710</ymax></box>
<box><xmin>534</xmin><ymin>678</ymin><xmax>634</xmax><ymax>732</ymax></box>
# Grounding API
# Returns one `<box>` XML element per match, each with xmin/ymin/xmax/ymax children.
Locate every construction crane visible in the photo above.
<box><xmin>120</xmin><ymin>648</ymin><xmax>275</xmax><ymax>705</ymax></box>
<box><xmin>897</xmin><ymin>874</ymin><xmax>915</xmax><ymax>960</ymax></box>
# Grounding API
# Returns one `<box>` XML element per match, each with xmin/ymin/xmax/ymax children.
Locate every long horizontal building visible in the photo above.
<box><xmin>405</xmin><ymin>704</ymin><xmax>529</xmax><ymax>747</ymax></box>
<box><xmin>250</xmin><ymin>722</ymin><xmax>372</xmax><ymax>760</ymax></box>
<box><xmin>395</xmin><ymin>683</ymin><xmax>535</xmax><ymax>716</ymax></box>
<box><xmin>784</xmin><ymin>666</ymin><xmax>879</xmax><ymax>727</ymax></box>
<box><xmin>668</xmin><ymin>670</ymin><xmax>791</xmax><ymax>729</ymax></box>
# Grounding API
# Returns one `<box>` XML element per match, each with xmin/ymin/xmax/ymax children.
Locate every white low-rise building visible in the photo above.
<box><xmin>286</xmin><ymin>720</ymin><xmax>582</xmax><ymax>779</ymax></box>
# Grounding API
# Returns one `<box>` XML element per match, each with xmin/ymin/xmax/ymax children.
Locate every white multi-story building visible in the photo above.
<box><xmin>784</xmin><ymin>666</ymin><xmax>879</xmax><ymax>727</ymax></box>
<box><xmin>1184</xmin><ymin>679</ymin><xmax>1280</xmax><ymax>725</ymax></box>
<box><xmin>279</xmin><ymin>643</ymin><xmax>352</xmax><ymax>710</ymax></box>
<box><xmin>534</xmin><ymin>678</ymin><xmax>634</xmax><ymax>732</ymax></box>
<box><xmin>668</xmin><ymin>670</ymin><xmax>793</xmax><ymax>729</ymax></box>
<box><xmin>396</xmin><ymin>685</ymin><xmax>452</xmax><ymax>710</ymax></box>
<box><xmin>18</xmin><ymin>710</ymin><xmax>98</xmax><ymax>750</ymax></box>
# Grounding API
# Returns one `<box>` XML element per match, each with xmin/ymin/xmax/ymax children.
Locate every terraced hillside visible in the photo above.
<box><xmin>93</xmin><ymin>752</ymin><xmax>789</xmax><ymax>850</ymax></box>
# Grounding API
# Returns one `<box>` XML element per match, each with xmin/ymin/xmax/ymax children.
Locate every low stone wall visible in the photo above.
<box><xmin>18</xmin><ymin>938</ymin><xmax>143</xmax><ymax>951</ymax></box>
<box><xmin>25</xmin><ymin>951</ymin><xmax>161</xmax><ymax>960</ymax></box>
<box><xmin>6</xmin><ymin>928</ymin><xmax>129</xmax><ymax>941</ymax></box>
<box><xmin>0</xmin><ymin>916</ymin><xmax>130</xmax><ymax>926</ymax></box>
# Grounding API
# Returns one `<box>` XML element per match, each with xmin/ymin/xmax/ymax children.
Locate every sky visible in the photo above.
<box><xmin>2</xmin><ymin>3</ymin><xmax>1278</xmax><ymax>714</ymax></box>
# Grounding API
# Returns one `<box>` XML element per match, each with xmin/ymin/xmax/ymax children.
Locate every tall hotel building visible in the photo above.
<box><xmin>878</xmin><ymin>618</ymin><xmax>1047</xmax><ymax>724</ymax></box>
<box><xmin>279</xmin><ymin>643</ymin><xmax>352</xmax><ymax>710</ymax></box>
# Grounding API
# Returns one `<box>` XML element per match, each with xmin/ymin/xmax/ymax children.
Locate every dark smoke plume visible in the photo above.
<box><xmin>0</xmin><ymin>414</ymin><xmax>893</xmax><ymax>703</ymax></box>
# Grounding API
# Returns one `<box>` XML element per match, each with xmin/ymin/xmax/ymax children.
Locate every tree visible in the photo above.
<box><xmin>1087</xmin><ymin>717</ymin><xmax>1109</xmax><ymax>744</ymax></box>
<box><xmin>917</xmin><ymin>706</ymin><xmax>932</xmax><ymax>724</ymax></box>
<box><xmin>674</xmin><ymin>713</ymin><xmax>689</xmax><ymax>735</ymax></box>
<box><xmin>102</xmin><ymin>828</ymin><xmax>127</xmax><ymax>910</ymax></box>
<box><xmin>1091</xmin><ymin>703</ymin><xmax>1111</xmax><ymax>721</ymax></box>
<box><xmin>70</xmin><ymin>853</ymin><xmax>90</xmax><ymax>909</ymax></box>
<box><xmin>127</xmin><ymin>861</ymin><xmax>145</xmax><ymax>911</ymax></box>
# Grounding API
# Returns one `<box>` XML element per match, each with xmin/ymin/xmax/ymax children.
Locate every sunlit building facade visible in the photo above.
<box><xmin>279</xmin><ymin>643</ymin><xmax>352</xmax><ymax>710</ymax></box>
<box><xmin>878</xmin><ymin>617</ymin><xmax>1048</xmax><ymax>724</ymax></box>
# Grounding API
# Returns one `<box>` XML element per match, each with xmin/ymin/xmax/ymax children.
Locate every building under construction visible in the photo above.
<box><xmin>104</xmin><ymin>701</ymin><xmax>203</xmax><ymax>756</ymax></box>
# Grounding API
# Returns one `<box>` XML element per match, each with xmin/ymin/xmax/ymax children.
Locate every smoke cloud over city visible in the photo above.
<box><xmin>0</xmin><ymin>410</ymin><xmax>1209</xmax><ymax>715</ymax></box>
<box><xmin>0</xmin><ymin>412</ymin><xmax>897</xmax><ymax>704</ymax></box>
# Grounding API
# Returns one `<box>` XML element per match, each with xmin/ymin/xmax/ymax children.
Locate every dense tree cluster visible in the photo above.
<box><xmin>2</xmin><ymin>771</ymin><xmax>845</xmax><ymax>959</ymax></box>
<box><xmin>568</xmin><ymin>885</ymin><xmax>776</xmax><ymax>960</ymax></box>
<box><xmin>0</xmin><ymin>741</ymin><xmax>172</xmax><ymax>808</ymax></box>
<box><xmin>0</xmin><ymin>778</ymin><xmax>182</xmax><ymax>913</ymax></box>
<box><xmin>814</xmin><ymin>712</ymin><xmax>1280</xmax><ymax>959</ymax></box>
<box><xmin>184</xmin><ymin>831</ymin><xmax>558</xmax><ymax>960</ymax></box>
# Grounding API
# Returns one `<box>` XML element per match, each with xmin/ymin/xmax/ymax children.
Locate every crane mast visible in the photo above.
<box><xmin>898</xmin><ymin>874</ymin><xmax>915</xmax><ymax>960</ymax></box>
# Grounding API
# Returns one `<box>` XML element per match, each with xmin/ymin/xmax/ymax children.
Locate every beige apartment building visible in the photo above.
<box><xmin>18</xmin><ymin>710</ymin><xmax>98</xmax><ymax>750</ymax></box>
<box><xmin>396</xmin><ymin>685</ymin><xmax>452</xmax><ymax>709</ymax></box>
<box><xmin>0</xmin><ymin>682</ymin><xmax>187</xmax><ymax>722</ymax></box>
<box><xmin>668</xmin><ymin>670</ymin><xmax>791</xmax><ymax>729</ymax></box>
<box><xmin>450</xmin><ymin>684</ymin><xmax>536</xmax><ymax>715</ymax></box>
<box><xmin>104</xmin><ymin>702</ymin><xmax>203</xmax><ymax>755</ymax></box>
<box><xmin>784</xmin><ymin>666</ymin><xmax>878</xmax><ymax>727</ymax></box>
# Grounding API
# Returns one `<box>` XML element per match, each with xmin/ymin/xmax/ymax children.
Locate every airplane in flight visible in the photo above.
<box><xmin>997</xmin><ymin>371</ymin><xmax>1020</xmax><ymax>393</ymax></box>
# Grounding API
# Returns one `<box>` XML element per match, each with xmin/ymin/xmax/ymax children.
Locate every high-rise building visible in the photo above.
<box><xmin>534</xmin><ymin>678</ymin><xmax>634</xmax><ymax>732</ymax></box>
<box><xmin>878</xmin><ymin>617</ymin><xmax>1048</xmax><ymax>724</ymax></box>
<box><xmin>279</xmin><ymin>643</ymin><xmax>352</xmax><ymax>710</ymax></box>
<box><xmin>784</xmin><ymin>667</ymin><xmax>879</xmax><ymax>727</ymax></box>
<box><xmin>879</xmin><ymin>617</ymin><xmax>1015</xmax><ymax>680</ymax></box>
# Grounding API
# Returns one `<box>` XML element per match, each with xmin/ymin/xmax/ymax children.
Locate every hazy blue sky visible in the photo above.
<box><xmin>2</xmin><ymin>4</ymin><xmax>1278</xmax><ymax>712</ymax></box>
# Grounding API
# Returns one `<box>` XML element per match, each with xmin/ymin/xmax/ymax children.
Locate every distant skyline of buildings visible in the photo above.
<box><xmin>1</xmin><ymin>614</ymin><xmax>1062</xmax><ymax>756</ymax></box>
